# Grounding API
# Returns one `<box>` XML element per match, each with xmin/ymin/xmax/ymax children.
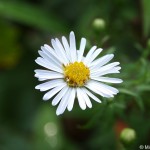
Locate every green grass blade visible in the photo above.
<box><xmin>0</xmin><ymin>1</ymin><xmax>68</xmax><ymax>33</ymax></box>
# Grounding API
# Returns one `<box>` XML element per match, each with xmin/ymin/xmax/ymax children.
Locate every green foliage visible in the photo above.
<box><xmin>0</xmin><ymin>21</ymin><xmax>21</xmax><ymax>68</ymax></box>
<box><xmin>0</xmin><ymin>1</ymin><xmax>68</xmax><ymax>33</ymax></box>
<box><xmin>0</xmin><ymin>0</ymin><xmax>150</xmax><ymax>150</ymax></box>
<box><xmin>142</xmin><ymin>0</ymin><xmax>150</xmax><ymax>37</ymax></box>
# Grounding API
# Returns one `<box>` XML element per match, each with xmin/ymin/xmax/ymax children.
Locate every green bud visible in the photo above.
<box><xmin>92</xmin><ymin>18</ymin><xmax>105</xmax><ymax>31</ymax></box>
<box><xmin>120</xmin><ymin>128</ymin><xmax>136</xmax><ymax>146</ymax></box>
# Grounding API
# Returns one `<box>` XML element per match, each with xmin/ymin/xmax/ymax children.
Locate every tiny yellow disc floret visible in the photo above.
<box><xmin>64</xmin><ymin>62</ymin><xmax>90</xmax><ymax>87</ymax></box>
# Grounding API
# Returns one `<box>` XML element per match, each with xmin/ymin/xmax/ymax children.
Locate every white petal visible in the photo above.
<box><xmin>83</xmin><ymin>88</ymin><xmax>101</xmax><ymax>103</ymax></box>
<box><xmin>35</xmin><ymin>71</ymin><xmax>62</xmax><ymax>78</ymax></box>
<box><xmin>91</xmin><ymin>77</ymin><xmax>123</xmax><ymax>84</ymax></box>
<box><xmin>55</xmin><ymin>38</ymin><xmax>69</xmax><ymax>63</ymax></box>
<box><xmin>35</xmin><ymin>57</ymin><xmax>63</xmax><ymax>73</ymax></box>
<box><xmin>35</xmin><ymin>79</ymin><xmax>65</xmax><ymax>91</ymax></box>
<box><xmin>91</xmin><ymin>62</ymin><xmax>120</xmax><ymax>77</ymax></box>
<box><xmin>35</xmin><ymin>74</ymin><xmax>63</xmax><ymax>80</ymax></box>
<box><xmin>77</xmin><ymin>38</ymin><xmax>86</xmax><ymax>62</ymax></box>
<box><xmin>80</xmin><ymin>88</ymin><xmax>92</xmax><ymax>108</ymax></box>
<box><xmin>86</xmin><ymin>80</ymin><xmax>118</xmax><ymax>98</ymax></box>
<box><xmin>87</xmin><ymin>48</ymin><xmax>103</xmax><ymax>66</ymax></box>
<box><xmin>67</xmin><ymin>88</ymin><xmax>76</xmax><ymax>111</ymax></box>
<box><xmin>83</xmin><ymin>46</ymin><xmax>97</xmax><ymax>64</ymax></box>
<box><xmin>77</xmin><ymin>88</ymin><xmax>86</xmax><ymax>110</ymax></box>
<box><xmin>39</xmin><ymin>49</ymin><xmax>61</xmax><ymax>68</ymax></box>
<box><xmin>35</xmin><ymin>69</ymin><xmax>53</xmax><ymax>74</ymax></box>
<box><xmin>52</xmin><ymin>86</ymin><xmax>69</xmax><ymax>106</ymax></box>
<box><xmin>56</xmin><ymin>88</ymin><xmax>71</xmax><ymax>115</ymax></box>
<box><xmin>89</xmin><ymin>54</ymin><xmax>114</xmax><ymax>68</ymax></box>
<box><xmin>90</xmin><ymin>66</ymin><xmax>121</xmax><ymax>77</ymax></box>
<box><xmin>69</xmin><ymin>31</ymin><xmax>77</xmax><ymax>62</ymax></box>
<box><xmin>92</xmin><ymin>62</ymin><xmax>120</xmax><ymax>73</ymax></box>
<box><xmin>34</xmin><ymin>69</ymin><xmax>63</xmax><ymax>80</ymax></box>
<box><xmin>96</xmin><ymin>81</ymin><xmax>119</xmax><ymax>94</ymax></box>
<box><xmin>62</xmin><ymin>36</ymin><xmax>72</xmax><ymax>62</ymax></box>
<box><xmin>38</xmin><ymin>78</ymin><xmax>49</xmax><ymax>81</ymax></box>
<box><xmin>41</xmin><ymin>45</ymin><xmax>62</xmax><ymax>64</ymax></box>
<box><xmin>85</xmin><ymin>82</ymin><xmax>112</xmax><ymax>98</ymax></box>
<box><xmin>51</xmin><ymin>39</ymin><xmax>68</xmax><ymax>65</ymax></box>
<box><xmin>43</xmin><ymin>83</ymin><xmax>66</xmax><ymax>101</ymax></box>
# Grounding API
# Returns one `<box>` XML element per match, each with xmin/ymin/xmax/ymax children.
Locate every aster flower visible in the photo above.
<box><xmin>34</xmin><ymin>31</ymin><xmax>122</xmax><ymax>115</ymax></box>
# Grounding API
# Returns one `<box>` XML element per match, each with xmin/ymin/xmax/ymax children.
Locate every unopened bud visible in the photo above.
<box><xmin>92</xmin><ymin>18</ymin><xmax>105</xmax><ymax>31</ymax></box>
<box><xmin>120</xmin><ymin>128</ymin><xmax>136</xmax><ymax>146</ymax></box>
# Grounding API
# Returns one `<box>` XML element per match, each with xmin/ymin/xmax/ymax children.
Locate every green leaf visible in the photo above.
<box><xmin>136</xmin><ymin>85</ymin><xmax>150</xmax><ymax>92</ymax></box>
<box><xmin>119</xmin><ymin>88</ymin><xmax>137</xmax><ymax>97</ymax></box>
<box><xmin>0</xmin><ymin>1</ymin><xmax>68</xmax><ymax>33</ymax></box>
<box><xmin>142</xmin><ymin>0</ymin><xmax>150</xmax><ymax>37</ymax></box>
<box><xmin>78</xmin><ymin>103</ymin><xmax>106</xmax><ymax>129</ymax></box>
<box><xmin>119</xmin><ymin>88</ymin><xmax>144</xmax><ymax>111</ymax></box>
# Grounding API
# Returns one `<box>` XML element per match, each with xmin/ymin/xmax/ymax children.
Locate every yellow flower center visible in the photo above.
<box><xmin>63</xmin><ymin>62</ymin><xmax>90</xmax><ymax>87</ymax></box>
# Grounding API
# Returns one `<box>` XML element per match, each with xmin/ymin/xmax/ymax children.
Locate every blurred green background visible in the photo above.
<box><xmin>0</xmin><ymin>0</ymin><xmax>150</xmax><ymax>150</ymax></box>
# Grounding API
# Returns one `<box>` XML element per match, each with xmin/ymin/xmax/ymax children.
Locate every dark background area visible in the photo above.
<box><xmin>0</xmin><ymin>0</ymin><xmax>150</xmax><ymax>149</ymax></box>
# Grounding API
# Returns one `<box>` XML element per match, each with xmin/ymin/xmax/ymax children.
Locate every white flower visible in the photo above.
<box><xmin>34</xmin><ymin>31</ymin><xmax>123</xmax><ymax>115</ymax></box>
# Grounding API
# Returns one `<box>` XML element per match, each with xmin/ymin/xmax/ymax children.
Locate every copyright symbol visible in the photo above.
<box><xmin>139</xmin><ymin>145</ymin><xmax>144</xmax><ymax>149</ymax></box>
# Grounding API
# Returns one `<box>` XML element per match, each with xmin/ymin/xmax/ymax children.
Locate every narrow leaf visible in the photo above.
<box><xmin>0</xmin><ymin>1</ymin><xmax>68</xmax><ymax>33</ymax></box>
<box><xmin>142</xmin><ymin>0</ymin><xmax>150</xmax><ymax>37</ymax></box>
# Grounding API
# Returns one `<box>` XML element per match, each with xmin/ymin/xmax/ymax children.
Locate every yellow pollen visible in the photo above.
<box><xmin>63</xmin><ymin>62</ymin><xmax>90</xmax><ymax>87</ymax></box>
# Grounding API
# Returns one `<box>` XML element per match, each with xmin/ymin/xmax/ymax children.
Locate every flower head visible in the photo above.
<box><xmin>34</xmin><ymin>31</ymin><xmax>122</xmax><ymax>115</ymax></box>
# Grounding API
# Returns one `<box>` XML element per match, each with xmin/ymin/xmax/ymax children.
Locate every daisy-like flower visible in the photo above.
<box><xmin>34</xmin><ymin>31</ymin><xmax>122</xmax><ymax>115</ymax></box>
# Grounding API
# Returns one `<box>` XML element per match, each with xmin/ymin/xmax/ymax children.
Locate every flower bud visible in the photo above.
<box><xmin>120</xmin><ymin>128</ymin><xmax>136</xmax><ymax>146</ymax></box>
<box><xmin>92</xmin><ymin>18</ymin><xmax>105</xmax><ymax>31</ymax></box>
